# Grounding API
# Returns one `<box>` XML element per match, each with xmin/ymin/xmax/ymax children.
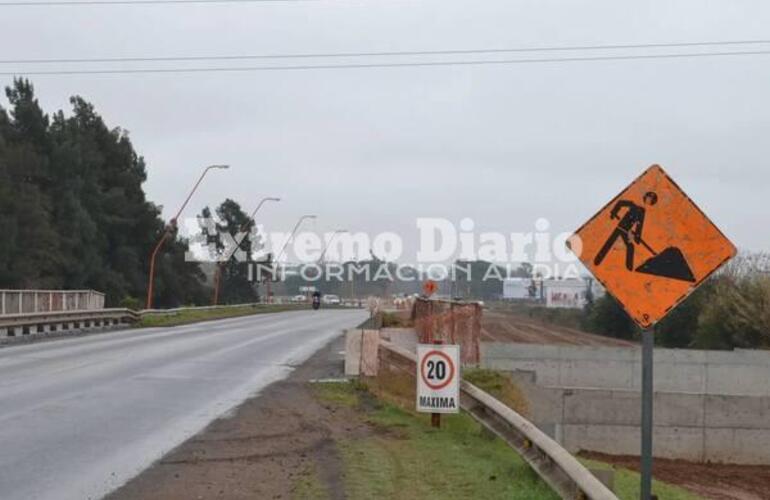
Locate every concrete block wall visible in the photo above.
<box><xmin>505</xmin><ymin>370</ymin><xmax>770</xmax><ymax>464</ymax></box>
<box><xmin>482</xmin><ymin>342</ymin><xmax>770</xmax><ymax>396</ymax></box>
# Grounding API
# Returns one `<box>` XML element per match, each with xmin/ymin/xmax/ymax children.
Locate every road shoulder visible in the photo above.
<box><xmin>107</xmin><ymin>334</ymin><xmax>357</xmax><ymax>500</ymax></box>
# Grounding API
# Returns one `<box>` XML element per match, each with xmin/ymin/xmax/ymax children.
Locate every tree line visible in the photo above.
<box><xmin>583</xmin><ymin>252</ymin><xmax>770</xmax><ymax>349</ymax></box>
<box><xmin>0</xmin><ymin>79</ymin><xmax>264</xmax><ymax>307</ymax></box>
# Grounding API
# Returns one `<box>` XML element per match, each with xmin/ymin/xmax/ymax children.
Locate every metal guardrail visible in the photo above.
<box><xmin>140</xmin><ymin>302</ymin><xmax>263</xmax><ymax>316</ymax></box>
<box><xmin>378</xmin><ymin>340</ymin><xmax>618</xmax><ymax>500</ymax></box>
<box><xmin>461</xmin><ymin>382</ymin><xmax>617</xmax><ymax>500</ymax></box>
<box><xmin>0</xmin><ymin>303</ymin><xmax>263</xmax><ymax>338</ymax></box>
<box><xmin>0</xmin><ymin>301</ymin><xmax>363</xmax><ymax>341</ymax></box>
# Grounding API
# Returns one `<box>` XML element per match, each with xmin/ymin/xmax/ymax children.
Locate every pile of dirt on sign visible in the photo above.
<box><xmin>582</xmin><ymin>452</ymin><xmax>770</xmax><ymax>500</ymax></box>
<box><xmin>482</xmin><ymin>310</ymin><xmax>635</xmax><ymax>347</ymax></box>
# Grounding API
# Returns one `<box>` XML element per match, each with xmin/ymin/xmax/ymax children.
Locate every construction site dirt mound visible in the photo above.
<box><xmin>482</xmin><ymin>310</ymin><xmax>636</xmax><ymax>347</ymax></box>
<box><xmin>582</xmin><ymin>452</ymin><xmax>770</xmax><ymax>500</ymax></box>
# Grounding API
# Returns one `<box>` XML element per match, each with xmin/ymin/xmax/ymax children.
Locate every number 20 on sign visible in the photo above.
<box><xmin>416</xmin><ymin>344</ymin><xmax>460</xmax><ymax>414</ymax></box>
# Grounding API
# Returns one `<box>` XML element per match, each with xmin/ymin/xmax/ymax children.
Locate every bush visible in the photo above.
<box><xmin>695</xmin><ymin>275</ymin><xmax>770</xmax><ymax>349</ymax></box>
<box><xmin>119</xmin><ymin>296</ymin><xmax>142</xmax><ymax>311</ymax></box>
<box><xmin>655</xmin><ymin>280</ymin><xmax>714</xmax><ymax>348</ymax></box>
<box><xmin>584</xmin><ymin>295</ymin><xmax>637</xmax><ymax>340</ymax></box>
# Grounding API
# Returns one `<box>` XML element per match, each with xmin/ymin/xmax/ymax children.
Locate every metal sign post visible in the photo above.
<box><xmin>431</xmin><ymin>339</ymin><xmax>443</xmax><ymax>429</ymax></box>
<box><xmin>640</xmin><ymin>327</ymin><xmax>654</xmax><ymax>500</ymax></box>
<box><xmin>567</xmin><ymin>164</ymin><xmax>736</xmax><ymax>500</ymax></box>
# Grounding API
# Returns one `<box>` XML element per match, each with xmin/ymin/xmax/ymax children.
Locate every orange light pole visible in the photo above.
<box><xmin>212</xmin><ymin>196</ymin><xmax>281</xmax><ymax>305</ymax></box>
<box><xmin>145</xmin><ymin>164</ymin><xmax>229</xmax><ymax>309</ymax></box>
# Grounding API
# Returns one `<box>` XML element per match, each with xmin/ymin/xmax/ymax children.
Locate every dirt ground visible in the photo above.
<box><xmin>108</xmin><ymin>337</ymin><xmax>367</xmax><ymax>500</ymax></box>
<box><xmin>582</xmin><ymin>452</ymin><xmax>770</xmax><ymax>500</ymax></box>
<box><xmin>482</xmin><ymin>310</ymin><xmax>636</xmax><ymax>347</ymax></box>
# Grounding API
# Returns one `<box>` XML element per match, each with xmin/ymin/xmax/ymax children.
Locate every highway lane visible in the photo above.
<box><xmin>0</xmin><ymin>308</ymin><xmax>366</xmax><ymax>500</ymax></box>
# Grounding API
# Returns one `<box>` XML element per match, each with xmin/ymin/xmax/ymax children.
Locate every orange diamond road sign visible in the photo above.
<box><xmin>423</xmin><ymin>279</ymin><xmax>438</xmax><ymax>297</ymax></box>
<box><xmin>567</xmin><ymin>164</ymin><xmax>736</xmax><ymax>329</ymax></box>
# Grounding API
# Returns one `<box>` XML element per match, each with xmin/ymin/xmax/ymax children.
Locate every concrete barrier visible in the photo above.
<box><xmin>482</xmin><ymin>342</ymin><xmax>770</xmax><ymax>396</ymax></box>
<box><xmin>0</xmin><ymin>308</ymin><xmax>137</xmax><ymax>345</ymax></box>
<box><xmin>503</xmin><ymin>370</ymin><xmax>770</xmax><ymax>464</ymax></box>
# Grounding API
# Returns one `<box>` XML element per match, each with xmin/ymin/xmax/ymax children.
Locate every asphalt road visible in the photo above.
<box><xmin>0</xmin><ymin>309</ymin><xmax>366</xmax><ymax>500</ymax></box>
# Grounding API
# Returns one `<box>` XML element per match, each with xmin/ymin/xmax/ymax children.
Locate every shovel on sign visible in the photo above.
<box><xmin>633</xmin><ymin>237</ymin><xmax>696</xmax><ymax>283</ymax></box>
<box><xmin>611</xmin><ymin>214</ymin><xmax>697</xmax><ymax>283</ymax></box>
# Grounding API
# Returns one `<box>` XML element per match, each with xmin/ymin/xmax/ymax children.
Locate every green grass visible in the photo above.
<box><xmin>137</xmin><ymin>304</ymin><xmax>309</xmax><ymax>327</ymax></box>
<box><xmin>313</xmin><ymin>381</ymin><xmax>559</xmax><ymax>500</ymax></box>
<box><xmin>291</xmin><ymin>464</ymin><xmax>331</xmax><ymax>500</ymax></box>
<box><xmin>313</xmin><ymin>380</ymin><xmax>362</xmax><ymax>408</ymax></box>
<box><xmin>579</xmin><ymin>457</ymin><xmax>702</xmax><ymax>500</ymax></box>
<box><xmin>381</xmin><ymin>311</ymin><xmax>412</xmax><ymax>328</ymax></box>
<box><xmin>463</xmin><ymin>368</ymin><xmax>530</xmax><ymax>417</ymax></box>
<box><xmin>310</xmin><ymin>382</ymin><xmax>702</xmax><ymax>500</ymax></box>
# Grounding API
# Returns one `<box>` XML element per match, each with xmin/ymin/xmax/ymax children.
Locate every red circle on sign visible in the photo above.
<box><xmin>420</xmin><ymin>350</ymin><xmax>455</xmax><ymax>390</ymax></box>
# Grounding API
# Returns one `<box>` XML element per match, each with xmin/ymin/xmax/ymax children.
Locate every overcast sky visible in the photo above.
<box><xmin>1</xmin><ymin>0</ymin><xmax>768</xmax><ymax>263</ymax></box>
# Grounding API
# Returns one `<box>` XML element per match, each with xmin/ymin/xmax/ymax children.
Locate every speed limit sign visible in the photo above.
<box><xmin>416</xmin><ymin>344</ymin><xmax>460</xmax><ymax>414</ymax></box>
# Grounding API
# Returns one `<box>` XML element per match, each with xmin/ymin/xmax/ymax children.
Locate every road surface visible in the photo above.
<box><xmin>0</xmin><ymin>309</ymin><xmax>365</xmax><ymax>500</ymax></box>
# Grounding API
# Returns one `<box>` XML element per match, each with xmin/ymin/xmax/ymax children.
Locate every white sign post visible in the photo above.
<box><xmin>416</xmin><ymin>344</ymin><xmax>460</xmax><ymax>420</ymax></box>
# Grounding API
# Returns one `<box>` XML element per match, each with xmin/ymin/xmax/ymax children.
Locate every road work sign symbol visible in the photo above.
<box><xmin>567</xmin><ymin>164</ymin><xmax>735</xmax><ymax>328</ymax></box>
<box><xmin>416</xmin><ymin>344</ymin><xmax>460</xmax><ymax>414</ymax></box>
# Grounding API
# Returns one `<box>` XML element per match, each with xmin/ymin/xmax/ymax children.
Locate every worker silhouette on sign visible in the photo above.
<box><xmin>594</xmin><ymin>192</ymin><xmax>658</xmax><ymax>271</ymax></box>
<box><xmin>593</xmin><ymin>191</ymin><xmax>697</xmax><ymax>282</ymax></box>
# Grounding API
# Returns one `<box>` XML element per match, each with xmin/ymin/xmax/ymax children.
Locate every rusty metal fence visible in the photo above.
<box><xmin>412</xmin><ymin>298</ymin><xmax>481</xmax><ymax>365</ymax></box>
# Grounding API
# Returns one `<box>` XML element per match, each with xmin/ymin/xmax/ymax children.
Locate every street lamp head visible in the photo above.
<box><xmin>267</xmin><ymin>197</ymin><xmax>281</xmax><ymax>202</ymax></box>
<box><xmin>210</xmin><ymin>164</ymin><xmax>230</xmax><ymax>170</ymax></box>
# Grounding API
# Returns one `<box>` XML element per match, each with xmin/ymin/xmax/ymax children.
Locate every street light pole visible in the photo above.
<box><xmin>318</xmin><ymin>229</ymin><xmax>348</xmax><ymax>263</ymax></box>
<box><xmin>212</xmin><ymin>196</ymin><xmax>281</xmax><ymax>305</ymax></box>
<box><xmin>276</xmin><ymin>215</ymin><xmax>317</xmax><ymax>263</ymax></box>
<box><xmin>146</xmin><ymin>164</ymin><xmax>229</xmax><ymax>309</ymax></box>
<box><xmin>269</xmin><ymin>215</ymin><xmax>316</xmax><ymax>304</ymax></box>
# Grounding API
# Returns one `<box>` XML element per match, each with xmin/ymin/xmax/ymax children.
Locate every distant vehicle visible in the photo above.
<box><xmin>291</xmin><ymin>294</ymin><xmax>306</xmax><ymax>303</ymax></box>
<box><xmin>312</xmin><ymin>291</ymin><xmax>321</xmax><ymax>310</ymax></box>
<box><xmin>322</xmin><ymin>294</ymin><xmax>341</xmax><ymax>305</ymax></box>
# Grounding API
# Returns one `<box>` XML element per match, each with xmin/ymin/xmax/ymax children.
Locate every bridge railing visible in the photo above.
<box><xmin>0</xmin><ymin>301</ymin><xmax>361</xmax><ymax>342</ymax></box>
<box><xmin>0</xmin><ymin>289</ymin><xmax>105</xmax><ymax>316</ymax></box>
<box><xmin>0</xmin><ymin>303</ymin><xmax>262</xmax><ymax>340</ymax></box>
